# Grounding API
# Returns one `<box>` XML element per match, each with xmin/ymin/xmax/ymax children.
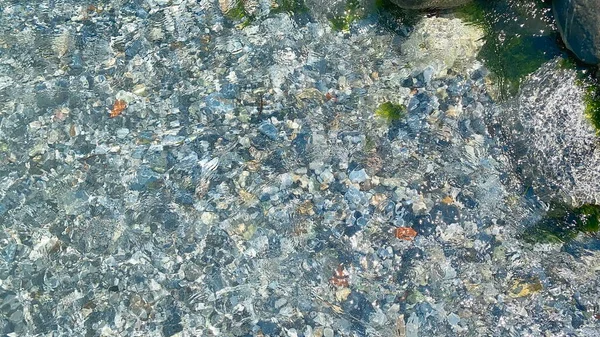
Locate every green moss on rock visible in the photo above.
<box><xmin>523</xmin><ymin>203</ymin><xmax>600</xmax><ymax>243</ymax></box>
<box><xmin>271</xmin><ymin>0</ymin><xmax>309</xmax><ymax>15</ymax></box>
<box><xmin>224</xmin><ymin>0</ymin><xmax>254</xmax><ymax>28</ymax></box>
<box><xmin>456</xmin><ymin>0</ymin><xmax>560</xmax><ymax>98</ymax></box>
<box><xmin>555</xmin><ymin>57</ymin><xmax>600</xmax><ymax>133</ymax></box>
<box><xmin>225</xmin><ymin>0</ymin><xmax>247</xmax><ymax>20</ymax></box>
<box><xmin>330</xmin><ymin>0</ymin><xmax>363</xmax><ymax>31</ymax></box>
<box><xmin>558</xmin><ymin>55</ymin><xmax>579</xmax><ymax>70</ymax></box>
<box><xmin>583</xmin><ymin>85</ymin><xmax>600</xmax><ymax>132</ymax></box>
<box><xmin>375</xmin><ymin>102</ymin><xmax>406</xmax><ymax>122</ymax></box>
<box><xmin>455</xmin><ymin>1</ymin><xmax>487</xmax><ymax>29</ymax></box>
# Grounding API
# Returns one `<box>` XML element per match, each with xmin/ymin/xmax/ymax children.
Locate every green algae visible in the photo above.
<box><xmin>375</xmin><ymin>102</ymin><xmax>406</xmax><ymax>122</ymax></box>
<box><xmin>583</xmin><ymin>85</ymin><xmax>600</xmax><ymax>132</ymax></box>
<box><xmin>523</xmin><ymin>203</ymin><xmax>600</xmax><ymax>244</ymax></box>
<box><xmin>225</xmin><ymin>0</ymin><xmax>247</xmax><ymax>20</ymax></box>
<box><xmin>224</xmin><ymin>0</ymin><xmax>254</xmax><ymax>28</ymax></box>
<box><xmin>271</xmin><ymin>0</ymin><xmax>309</xmax><ymax>15</ymax></box>
<box><xmin>558</xmin><ymin>55</ymin><xmax>579</xmax><ymax>70</ymax></box>
<box><xmin>455</xmin><ymin>1</ymin><xmax>487</xmax><ymax>28</ymax></box>
<box><xmin>329</xmin><ymin>0</ymin><xmax>363</xmax><ymax>31</ymax></box>
<box><xmin>326</xmin><ymin>0</ymin><xmax>421</xmax><ymax>34</ymax></box>
<box><xmin>456</xmin><ymin>0</ymin><xmax>560</xmax><ymax>98</ymax></box>
<box><xmin>364</xmin><ymin>135</ymin><xmax>377</xmax><ymax>153</ymax></box>
<box><xmin>557</xmin><ymin>56</ymin><xmax>600</xmax><ymax>133</ymax></box>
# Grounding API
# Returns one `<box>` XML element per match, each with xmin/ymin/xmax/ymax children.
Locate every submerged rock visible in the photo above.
<box><xmin>553</xmin><ymin>0</ymin><xmax>600</xmax><ymax>64</ymax></box>
<box><xmin>390</xmin><ymin>0</ymin><xmax>471</xmax><ymax>9</ymax></box>
<box><xmin>494</xmin><ymin>58</ymin><xmax>600</xmax><ymax>206</ymax></box>
<box><xmin>401</xmin><ymin>17</ymin><xmax>484</xmax><ymax>79</ymax></box>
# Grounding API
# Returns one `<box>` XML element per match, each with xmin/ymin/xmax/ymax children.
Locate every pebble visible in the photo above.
<box><xmin>116</xmin><ymin>128</ymin><xmax>130</xmax><ymax>139</ymax></box>
<box><xmin>319</xmin><ymin>169</ymin><xmax>335</xmax><ymax>184</ymax></box>
<box><xmin>201</xmin><ymin>212</ymin><xmax>217</xmax><ymax>225</ymax></box>
<box><xmin>345</xmin><ymin>186</ymin><xmax>365</xmax><ymax>209</ymax></box>
<box><xmin>447</xmin><ymin>312</ymin><xmax>461</xmax><ymax>326</ymax></box>
<box><xmin>259</xmin><ymin>122</ymin><xmax>278</xmax><ymax>140</ymax></box>
<box><xmin>349</xmin><ymin>169</ymin><xmax>368</xmax><ymax>183</ymax></box>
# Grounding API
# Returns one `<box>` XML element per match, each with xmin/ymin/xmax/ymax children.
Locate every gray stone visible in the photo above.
<box><xmin>259</xmin><ymin>122</ymin><xmax>279</xmax><ymax>140</ymax></box>
<box><xmin>116</xmin><ymin>128</ymin><xmax>130</xmax><ymax>139</ymax></box>
<box><xmin>390</xmin><ymin>0</ymin><xmax>471</xmax><ymax>9</ymax></box>
<box><xmin>553</xmin><ymin>0</ymin><xmax>600</xmax><ymax>64</ymax></box>
<box><xmin>421</xmin><ymin>66</ymin><xmax>434</xmax><ymax>85</ymax></box>
<box><xmin>349</xmin><ymin>168</ymin><xmax>367</xmax><ymax>183</ymax></box>
<box><xmin>447</xmin><ymin>312</ymin><xmax>461</xmax><ymax>326</ymax></box>
<box><xmin>319</xmin><ymin>169</ymin><xmax>335</xmax><ymax>184</ymax></box>
<box><xmin>345</xmin><ymin>186</ymin><xmax>366</xmax><ymax>210</ymax></box>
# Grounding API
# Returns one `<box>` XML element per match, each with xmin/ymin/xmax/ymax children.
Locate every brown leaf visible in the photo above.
<box><xmin>395</xmin><ymin>227</ymin><xmax>417</xmax><ymax>241</ymax></box>
<box><xmin>110</xmin><ymin>99</ymin><xmax>127</xmax><ymax>118</ymax></box>
<box><xmin>329</xmin><ymin>264</ymin><xmax>349</xmax><ymax>287</ymax></box>
<box><xmin>441</xmin><ymin>196</ymin><xmax>454</xmax><ymax>205</ymax></box>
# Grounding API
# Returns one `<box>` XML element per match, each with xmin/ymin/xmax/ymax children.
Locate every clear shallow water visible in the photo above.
<box><xmin>0</xmin><ymin>0</ymin><xmax>599</xmax><ymax>336</ymax></box>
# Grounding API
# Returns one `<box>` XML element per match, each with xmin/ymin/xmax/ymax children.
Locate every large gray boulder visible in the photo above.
<box><xmin>390</xmin><ymin>0</ymin><xmax>471</xmax><ymax>9</ymax></box>
<box><xmin>553</xmin><ymin>0</ymin><xmax>600</xmax><ymax>64</ymax></box>
<box><xmin>492</xmin><ymin>59</ymin><xmax>600</xmax><ymax>206</ymax></box>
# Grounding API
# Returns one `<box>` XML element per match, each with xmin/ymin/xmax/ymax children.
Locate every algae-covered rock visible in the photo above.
<box><xmin>375</xmin><ymin>102</ymin><xmax>406</xmax><ymax>122</ymax></box>
<box><xmin>523</xmin><ymin>204</ymin><xmax>600</xmax><ymax>243</ymax></box>
<box><xmin>390</xmin><ymin>0</ymin><xmax>471</xmax><ymax>9</ymax></box>
<box><xmin>493</xmin><ymin>58</ymin><xmax>600</xmax><ymax>206</ymax></box>
<box><xmin>329</xmin><ymin>0</ymin><xmax>363</xmax><ymax>31</ymax></box>
<box><xmin>457</xmin><ymin>0</ymin><xmax>561</xmax><ymax>97</ymax></box>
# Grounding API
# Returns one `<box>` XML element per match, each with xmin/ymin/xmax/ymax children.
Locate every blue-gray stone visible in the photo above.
<box><xmin>341</xmin><ymin>291</ymin><xmax>374</xmax><ymax>327</ymax></box>
<box><xmin>257</xmin><ymin>320</ymin><xmax>279</xmax><ymax>335</ymax></box>
<box><xmin>447</xmin><ymin>312</ymin><xmax>461</xmax><ymax>326</ymax></box>
<box><xmin>71</xmin><ymin>51</ymin><xmax>84</xmax><ymax>70</ymax></box>
<box><xmin>292</xmin><ymin>132</ymin><xmax>310</xmax><ymax>155</ymax></box>
<box><xmin>356</xmin><ymin>217</ymin><xmax>368</xmax><ymax>227</ymax></box>
<box><xmin>349</xmin><ymin>169</ymin><xmax>367</xmax><ymax>183</ymax></box>
<box><xmin>162</xmin><ymin>311</ymin><xmax>183</xmax><ymax>337</ymax></box>
<box><xmin>129</xmin><ymin>167</ymin><xmax>161</xmax><ymax>191</ymax></box>
<box><xmin>422</xmin><ymin>66</ymin><xmax>434</xmax><ymax>84</ymax></box>
<box><xmin>136</xmin><ymin>8</ymin><xmax>149</xmax><ymax>19</ymax></box>
<box><xmin>379</xmin><ymin>246</ymin><xmax>395</xmax><ymax>259</ymax></box>
<box><xmin>125</xmin><ymin>40</ymin><xmax>143</xmax><ymax>59</ymax></box>
<box><xmin>345</xmin><ymin>186</ymin><xmax>365</xmax><ymax>210</ymax></box>
<box><xmin>1</xmin><ymin>243</ymin><xmax>17</xmax><ymax>263</ymax></box>
<box><xmin>258</xmin><ymin>122</ymin><xmax>278</xmax><ymax>140</ymax></box>
<box><xmin>175</xmin><ymin>192</ymin><xmax>194</xmax><ymax>205</ymax></box>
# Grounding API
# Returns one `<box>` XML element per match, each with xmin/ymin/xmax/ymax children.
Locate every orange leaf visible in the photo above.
<box><xmin>110</xmin><ymin>99</ymin><xmax>127</xmax><ymax>118</ymax></box>
<box><xmin>395</xmin><ymin>227</ymin><xmax>417</xmax><ymax>241</ymax></box>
